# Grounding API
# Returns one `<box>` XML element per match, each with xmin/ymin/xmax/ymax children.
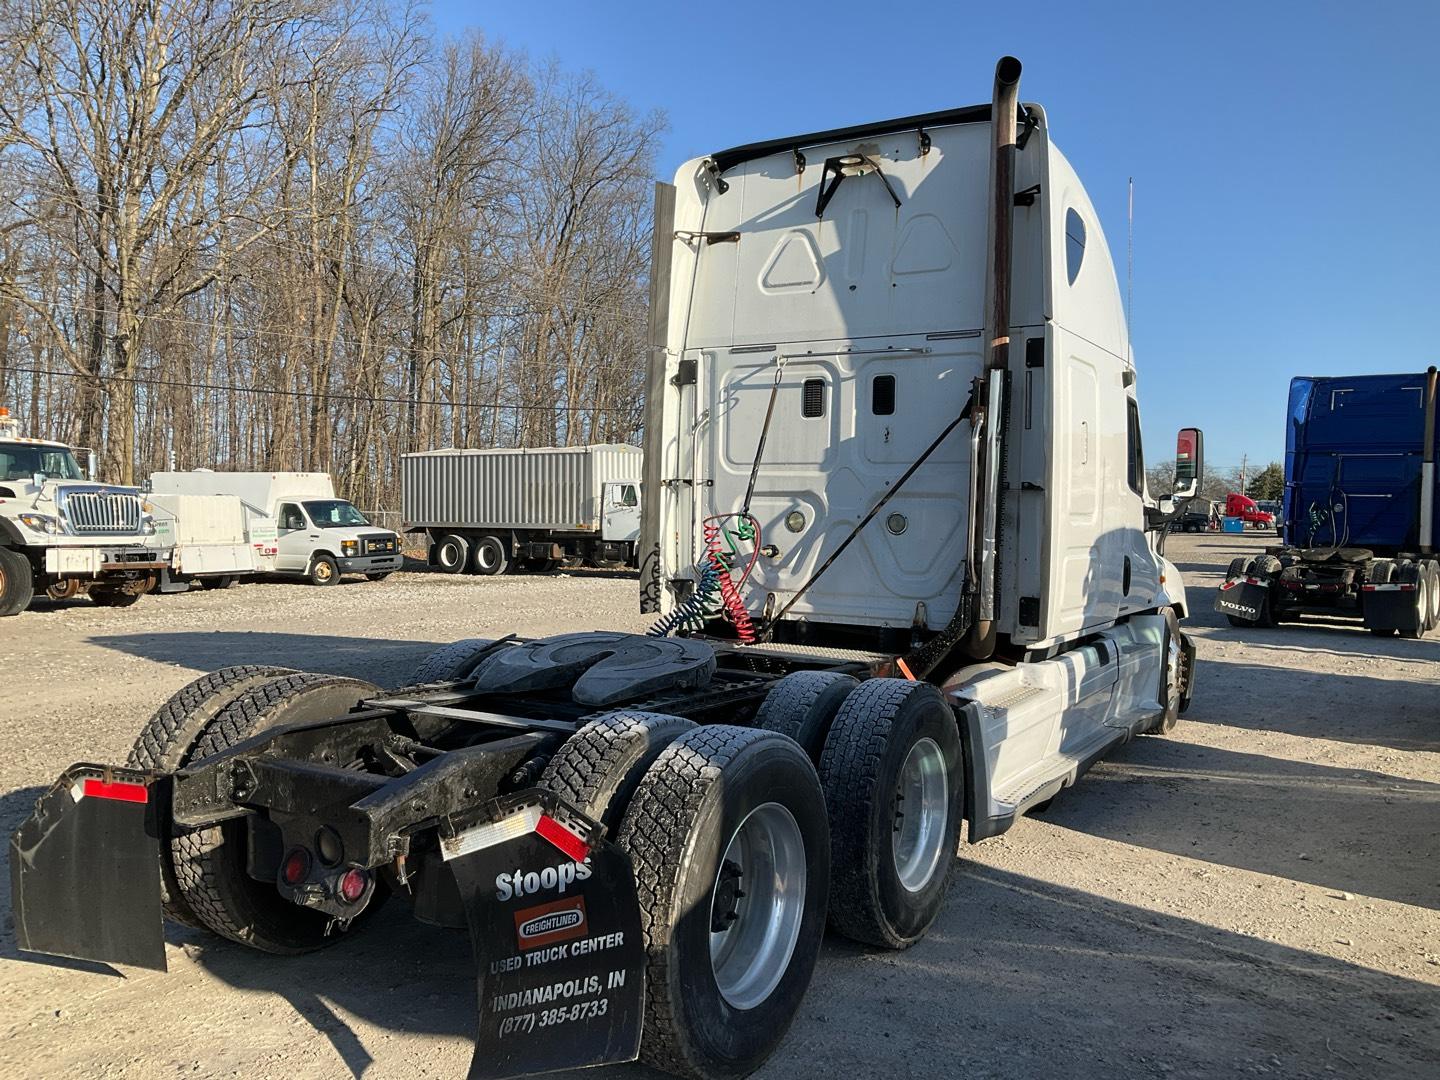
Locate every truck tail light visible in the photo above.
<box><xmin>338</xmin><ymin>868</ymin><xmax>368</xmax><ymax>904</ymax></box>
<box><xmin>281</xmin><ymin>847</ymin><xmax>311</xmax><ymax>886</ymax></box>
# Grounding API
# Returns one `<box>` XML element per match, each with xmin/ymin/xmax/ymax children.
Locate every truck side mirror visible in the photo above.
<box><xmin>1174</xmin><ymin>427</ymin><xmax>1204</xmax><ymax>500</ymax></box>
<box><xmin>87</xmin><ymin>451</ymin><xmax>97</xmax><ymax>481</ymax></box>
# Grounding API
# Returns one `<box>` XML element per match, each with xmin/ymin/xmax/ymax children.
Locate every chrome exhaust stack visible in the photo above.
<box><xmin>965</xmin><ymin>55</ymin><xmax>1022</xmax><ymax>659</ymax></box>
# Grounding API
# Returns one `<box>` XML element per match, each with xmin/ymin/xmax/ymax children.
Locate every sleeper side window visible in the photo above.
<box><xmin>1126</xmin><ymin>398</ymin><xmax>1144</xmax><ymax>496</ymax></box>
<box><xmin>1065</xmin><ymin>208</ymin><xmax>1086</xmax><ymax>285</ymax></box>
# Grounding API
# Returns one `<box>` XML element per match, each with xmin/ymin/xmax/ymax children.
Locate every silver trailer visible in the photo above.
<box><xmin>402</xmin><ymin>444</ymin><xmax>642</xmax><ymax>574</ymax></box>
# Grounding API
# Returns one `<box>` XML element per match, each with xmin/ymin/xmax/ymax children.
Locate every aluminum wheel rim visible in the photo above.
<box><xmin>893</xmin><ymin>738</ymin><xmax>949</xmax><ymax>893</ymax></box>
<box><xmin>709</xmin><ymin>802</ymin><xmax>806</xmax><ymax>1011</ymax></box>
<box><xmin>1165</xmin><ymin>632</ymin><xmax>1184</xmax><ymax>705</ymax></box>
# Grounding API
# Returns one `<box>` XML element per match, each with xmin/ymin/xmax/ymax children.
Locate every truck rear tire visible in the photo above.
<box><xmin>170</xmin><ymin>672</ymin><xmax>384</xmax><ymax>953</ymax></box>
<box><xmin>126</xmin><ymin>665</ymin><xmax>300</xmax><ymax>926</ymax></box>
<box><xmin>753</xmin><ymin>670</ymin><xmax>859</xmax><ymax>762</ymax></box>
<box><xmin>1143</xmin><ymin>608</ymin><xmax>1186</xmax><ymax>735</ymax></box>
<box><xmin>539</xmin><ymin>711</ymin><xmax>696</xmax><ymax>835</ymax></box>
<box><xmin>434</xmin><ymin>533</ymin><xmax>469</xmax><ymax>574</ymax></box>
<box><xmin>408</xmin><ymin>637</ymin><xmax>499</xmax><ymax>685</ymax></box>
<box><xmin>1396</xmin><ymin>561</ymin><xmax>1427</xmax><ymax>638</ymax></box>
<box><xmin>472</xmin><ymin>534</ymin><xmax>508</xmax><ymax>575</ymax></box>
<box><xmin>616</xmin><ymin>726</ymin><xmax>828</xmax><ymax>1079</ymax></box>
<box><xmin>819</xmin><ymin>678</ymin><xmax>963</xmax><ymax>949</ymax></box>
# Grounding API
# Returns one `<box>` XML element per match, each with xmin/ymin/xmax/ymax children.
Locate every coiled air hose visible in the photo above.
<box><xmin>646</xmin><ymin>565</ymin><xmax>720</xmax><ymax>637</ymax></box>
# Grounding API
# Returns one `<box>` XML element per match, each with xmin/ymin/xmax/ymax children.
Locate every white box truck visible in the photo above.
<box><xmin>150</xmin><ymin>471</ymin><xmax>402</xmax><ymax>585</ymax></box>
<box><xmin>145</xmin><ymin>493</ymin><xmax>278</xmax><ymax>593</ymax></box>
<box><xmin>0</xmin><ymin>407</ymin><xmax>169</xmax><ymax>614</ymax></box>
<box><xmin>401</xmin><ymin>444</ymin><xmax>642</xmax><ymax>574</ymax></box>
<box><xmin>16</xmin><ymin>58</ymin><xmax>1206</xmax><ymax>1080</ymax></box>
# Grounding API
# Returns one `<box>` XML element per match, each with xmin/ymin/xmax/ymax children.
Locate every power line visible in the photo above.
<box><xmin>2</xmin><ymin>364</ymin><xmax>642</xmax><ymax>416</ymax></box>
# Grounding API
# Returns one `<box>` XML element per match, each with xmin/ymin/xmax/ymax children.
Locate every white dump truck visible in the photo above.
<box><xmin>14</xmin><ymin>58</ymin><xmax>1202</xmax><ymax>1080</ymax></box>
<box><xmin>145</xmin><ymin>492</ymin><xmax>279</xmax><ymax>593</ymax></box>
<box><xmin>0</xmin><ymin>407</ymin><xmax>169</xmax><ymax>614</ymax></box>
<box><xmin>402</xmin><ymin>444</ymin><xmax>642</xmax><ymax>574</ymax></box>
<box><xmin>150</xmin><ymin>471</ymin><xmax>401</xmax><ymax>585</ymax></box>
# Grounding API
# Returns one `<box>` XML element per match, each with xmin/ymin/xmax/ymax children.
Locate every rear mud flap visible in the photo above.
<box><xmin>443</xmin><ymin>792</ymin><xmax>645</xmax><ymax>1079</ymax></box>
<box><xmin>1214</xmin><ymin>580</ymin><xmax>1268</xmax><ymax>622</ymax></box>
<box><xmin>9</xmin><ymin>764</ymin><xmax>166</xmax><ymax>971</ymax></box>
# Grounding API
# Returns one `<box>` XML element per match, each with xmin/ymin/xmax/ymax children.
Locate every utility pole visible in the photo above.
<box><xmin>1240</xmin><ymin>454</ymin><xmax>1248</xmax><ymax>495</ymax></box>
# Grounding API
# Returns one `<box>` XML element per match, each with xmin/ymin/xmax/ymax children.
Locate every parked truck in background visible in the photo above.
<box><xmin>145</xmin><ymin>493</ymin><xmax>278</xmax><ymax>593</ymax></box>
<box><xmin>13</xmin><ymin>59</ymin><xmax>1204</xmax><ymax>1080</ymax></box>
<box><xmin>0</xmin><ymin>407</ymin><xmax>169</xmax><ymax>614</ymax></box>
<box><xmin>1217</xmin><ymin>369</ymin><xmax>1440</xmax><ymax>635</ymax></box>
<box><xmin>150</xmin><ymin>471</ymin><xmax>401</xmax><ymax>585</ymax></box>
<box><xmin>1225</xmin><ymin>491</ymin><xmax>1277</xmax><ymax>531</ymax></box>
<box><xmin>402</xmin><ymin>444</ymin><xmax>642</xmax><ymax>574</ymax></box>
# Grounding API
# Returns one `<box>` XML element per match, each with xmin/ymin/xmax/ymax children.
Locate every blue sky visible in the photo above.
<box><xmin>432</xmin><ymin>0</ymin><xmax>1440</xmax><ymax>473</ymax></box>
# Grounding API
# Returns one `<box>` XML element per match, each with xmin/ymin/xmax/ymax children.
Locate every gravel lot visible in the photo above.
<box><xmin>1</xmin><ymin>535</ymin><xmax>1436</xmax><ymax>1079</ymax></box>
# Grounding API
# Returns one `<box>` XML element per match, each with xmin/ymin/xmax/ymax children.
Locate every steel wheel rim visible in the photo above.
<box><xmin>477</xmin><ymin>544</ymin><xmax>497</xmax><ymax>570</ymax></box>
<box><xmin>315</xmin><ymin>561</ymin><xmax>333</xmax><ymax>582</ymax></box>
<box><xmin>709</xmin><ymin>802</ymin><xmax>806</xmax><ymax>1011</ymax></box>
<box><xmin>440</xmin><ymin>542</ymin><xmax>460</xmax><ymax>569</ymax></box>
<box><xmin>892</xmin><ymin>737</ymin><xmax>949</xmax><ymax>893</ymax></box>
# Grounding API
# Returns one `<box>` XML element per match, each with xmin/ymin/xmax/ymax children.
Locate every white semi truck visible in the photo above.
<box><xmin>0</xmin><ymin>408</ymin><xmax>169</xmax><ymax>614</ymax></box>
<box><xmin>402</xmin><ymin>444</ymin><xmax>643</xmax><ymax>574</ymax></box>
<box><xmin>13</xmin><ymin>58</ymin><xmax>1202</xmax><ymax>1080</ymax></box>
<box><xmin>151</xmin><ymin>471</ymin><xmax>402</xmax><ymax>585</ymax></box>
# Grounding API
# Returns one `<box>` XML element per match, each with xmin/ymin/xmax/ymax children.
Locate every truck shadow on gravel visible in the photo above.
<box><xmin>147</xmin><ymin>862</ymin><xmax>1440</xmax><ymax>1080</ymax></box>
<box><xmin>85</xmin><ymin>632</ymin><xmax>444</xmax><ymax>687</ymax></box>
<box><xmin>1038</xmin><ymin>738</ymin><xmax>1440</xmax><ymax>909</ymax></box>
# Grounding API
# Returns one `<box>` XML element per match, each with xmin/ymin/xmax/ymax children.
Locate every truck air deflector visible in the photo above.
<box><xmin>9</xmin><ymin>763</ymin><xmax>167</xmax><ymax>971</ymax></box>
<box><xmin>708</xmin><ymin>104</ymin><xmax>993</xmax><ymax>174</ymax></box>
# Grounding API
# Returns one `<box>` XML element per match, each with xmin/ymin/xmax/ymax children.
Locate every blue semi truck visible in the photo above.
<box><xmin>1216</xmin><ymin>369</ymin><xmax>1440</xmax><ymax>636</ymax></box>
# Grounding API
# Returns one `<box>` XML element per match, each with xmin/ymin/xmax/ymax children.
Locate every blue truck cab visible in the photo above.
<box><xmin>1217</xmin><ymin>369</ymin><xmax>1440</xmax><ymax>636</ymax></box>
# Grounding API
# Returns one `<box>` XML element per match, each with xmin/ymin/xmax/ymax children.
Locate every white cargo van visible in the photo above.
<box><xmin>150</xmin><ymin>472</ymin><xmax>402</xmax><ymax>585</ymax></box>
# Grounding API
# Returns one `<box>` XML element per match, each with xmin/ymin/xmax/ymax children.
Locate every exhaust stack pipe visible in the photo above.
<box><xmin>1421</xmin><ymin>365</ymin><xmax>1437</xmax><ymax>554</ymax></box>
<box><xmin>964</xmin><ymin>55</ymin><xmax>1022</xmax><ymax>659</ymax></box>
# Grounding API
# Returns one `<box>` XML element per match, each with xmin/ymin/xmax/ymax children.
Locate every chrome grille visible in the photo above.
<box><xmin>64</xmin><ymin>490</ymin><xmax>143</xmax><ymax>534</ymax></box>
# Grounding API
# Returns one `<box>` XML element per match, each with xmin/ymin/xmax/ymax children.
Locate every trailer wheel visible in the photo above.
<box><xmin>539</xmin><ymin>711</ymin><xmax>696</xmax><ymax>835</ymax></box>
<box><xmin>434</xmin><ymin>533</ymin><xmax>469</xmax><ymax>574</ymax></box>
<box><xmin>617</xmin><ymin>726</ymin><xmax>828</xmax><ymax>1079</ymax></box>
<box><xmin>170</xmin><ymin>672</ymin><xmax>384</xmax><ymax>953</ymax></box>
<box><xmin>471</xmin><ymin>534</ymin><xmax>508</xmax><ymax>575</ymax></box>
<box><xmin>126</xmin><ymin>665</ymin><xmax>300</xmax><ymax>926</ymax></box>
<box><xmin>408</xmin><ymin>637</ymin><xmax>499</xmax><ymax>685</ymax></box>
<box><xmin>753</xmin><ymin>670</ymin><xmax>859</xmax><ymax>763</ymax></box>
<box><xmin>819</xmin><ymin>679</ymin><xmax>963</xmax><ymax>949</ymax></box>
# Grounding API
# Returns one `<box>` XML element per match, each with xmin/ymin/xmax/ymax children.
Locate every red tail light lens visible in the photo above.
<box><xmin>281</xmin><ymin>848</ymin><xmax>311</xmax><ymax>886</ymax></box>
<box><xmin>338</xmin><ymin>868</ymin><xmax>368</xmax><ymax>904</ymax></box>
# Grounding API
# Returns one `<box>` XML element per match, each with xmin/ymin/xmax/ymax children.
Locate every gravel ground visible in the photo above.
<box><xmin>1</xmin><ymin>536</ymin><xmax>1436</xmax><ymax>1079</ymax></box>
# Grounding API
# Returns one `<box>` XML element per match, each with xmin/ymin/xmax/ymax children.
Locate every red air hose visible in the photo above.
<box><xmin>703</xmin><ymin>520</ymin><xmax>756</xmax><ymax>643</ymax></box>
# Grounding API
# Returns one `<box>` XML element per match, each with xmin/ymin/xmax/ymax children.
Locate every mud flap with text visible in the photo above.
<box><xmin>443</xmin><ymin>792</ymin><xmax>645</xmax><ymax>1079</ymax></box>
<box><xmin>1214</xmin><ymin>579</ymin><xmax>1269</xmax><ymax>622</ymax></box>
<box><xmin>8</xmin><ymin>763</ymin><xmax>166</xmax><ymax>971</ymax></box>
